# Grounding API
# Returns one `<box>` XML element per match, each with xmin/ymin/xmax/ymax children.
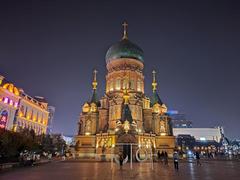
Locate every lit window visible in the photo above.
<box><xmin>200</xmin><ymin>137</ymin><xmax>206</xmax><ymax>141</ymax></box>
<box><xmin>4</xmin><ymin>97</ymin><xmax>8</xmax><ymax>104</ymax></box>
<box><xmin>115</xmin><ymin>79</ymin><xmax>121</xmax><ymax>90</ymax></box>
<box><xmin>130</xmin><ymin>80</ymin><xmax>134</xmax><ymax>90</ymax></box>
<box><xmin>14</xmin><ymin>102</ymin><xmax>18</xmax><ymax>108</ymax></box>
<box><xmin>109</xmin><ymin>81</ymin><xmax>114</xmax><ymax>91</ymax></box>
<box><xmin>123</xmin><ymin>79</ymin><xmax>128</xmax><ymax>89</ymax></box>
<box><xmin>137</xmin><ymin>80</ymin><xmax>141</xmax><ymax>91</ymax></box>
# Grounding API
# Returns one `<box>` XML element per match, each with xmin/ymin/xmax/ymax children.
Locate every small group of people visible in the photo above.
<box><xmin>117</xmin><ymin>150</ymin><xmax>202</xmax><ymax>171</ymax></box>
<box><xmin>173</xmin><ymin>150</ymin><xmax>202</xmax><ymax>171</ymax></box>
<box><xmin>19</xmin><ymin>151</ymin><xmax>40</xmax><ymax>166</ymax></box>
<box><xmin>157</xmin><ymin>151</ymin><xmax>168</xmax><ymax>165</ymax></box>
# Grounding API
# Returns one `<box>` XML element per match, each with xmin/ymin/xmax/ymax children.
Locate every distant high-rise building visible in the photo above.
<box><xmin>167</xmin><ymin>110</ymin><xmax>192</xmax><ymax>128</ymax></box>
<box><xmin>47</xmin><ymin>106</ymin><xmax>55</xmax><ymax>134</ymax></box>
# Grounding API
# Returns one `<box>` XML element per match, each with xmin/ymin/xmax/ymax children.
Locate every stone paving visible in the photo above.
<box><xmin>0</xmin><ymin>160</ymin><xmax>240</xmax><ymax>180</ymax></box>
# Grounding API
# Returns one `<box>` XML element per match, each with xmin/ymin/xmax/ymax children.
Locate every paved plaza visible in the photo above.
<box><xmin>0</xmin><ymin>160</ymin><xmax>240</xmax><ymax>180</ymax></box>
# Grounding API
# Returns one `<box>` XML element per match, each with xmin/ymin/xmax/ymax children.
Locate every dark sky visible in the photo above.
<box><xmin>1</xmin><ymin>0</ymin><xmax>240</xmax><ymax>138</ymax></box>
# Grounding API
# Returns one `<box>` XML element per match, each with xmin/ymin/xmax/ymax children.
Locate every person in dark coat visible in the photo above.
<box><xmin>173</xmin><ymin>151</ymin><xmax>179</xmax><ymax>171</ymax></box>
<box><xmin>157</xmin><ymin>151</ymin><xmax>161</xmax><ymax>161</ymax></box>
<box><xmin>119</xmin><ymin>154</ymin><xmax>124</xmax><ymax>170</ymax></box>
<box><xmin>164</xmin><ymin>151</ymin><xmax>168</xmax><ymax>165</ymax></box>
<box><xmin>195</xmin><ymin>151</ymin><xmax>201</xmax><ymax>166</ymax></box>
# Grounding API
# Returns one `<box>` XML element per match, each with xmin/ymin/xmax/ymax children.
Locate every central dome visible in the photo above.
<box><xmin>106</xmin><ymin>39</ymin><xmax>144</xmax><ymax>63</ymax></box>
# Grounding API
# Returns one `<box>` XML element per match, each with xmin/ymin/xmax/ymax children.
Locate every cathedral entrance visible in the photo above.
<box><xmin>111</xmin><ymin>143</ymin><xmax>154</xmax><ymax>170</ymax></box>
<box><xmin>123</xmin><ymin>144</ymin><xmax>131</xmax><ymax>161</ymax></box>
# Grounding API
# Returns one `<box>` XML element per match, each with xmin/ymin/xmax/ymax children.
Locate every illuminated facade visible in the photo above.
<box><xmin>0</xmin><ymin>75</ymin><xmax>49</xmax><ymax>135</ymax></box>
<box><xmin>0</xmin><ymin>75</ymin><xmax>20</xmax><ymax>129</ymax></box>
<box><xmin>75</xmin><ymin>22</ymin><xmax>175</xmax><ymax>159</ymax></box>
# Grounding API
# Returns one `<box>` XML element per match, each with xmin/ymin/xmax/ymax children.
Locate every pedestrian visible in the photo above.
<box><xmin>164</xmin><ymin>151</ymin><xmax>168</xmax><ymax>165</ymax></box>
<box><xmin>119</xmin><ymin>154</ymin><xmax>123</xmax><ymax>170</ymax></box>
<box><xmin>195</xmin><ymin>151</ymin><xmax>201</xmax><ymax>166</ymax></box>
<box><xmin>157</xmin><ymin>151</ymin><xmax>161</xmax><ymax>162</ymax></box>
<box><xmin>160</xmin><ymin>151</ymin><xmax>164</xmax><ymax>163</ymax></box>
<box><xmin>62</xmin><ymin>155</ymin><xmax>66</xmax><ymax>161</ymax></box>
<box><xmin>173</xmin><ymin>151</ymin><xmax>179</xmax><ymax>171</ymax></box>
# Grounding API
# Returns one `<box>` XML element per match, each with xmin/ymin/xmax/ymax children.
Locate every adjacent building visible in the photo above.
<box><xmin>0</xmin><ymin>75</ymin><xmax>50</xmax><ymax>135</ymax></box>
<box><xmin>0</xmin><ymin>75</ymin><xmax>20</xmax><ymax>130</ymax></box>
<box><xmin>173</xmin><ymin>127</ymin><xmax>223</xmax><ymax>143</ymax></box>
<box><xmin>173</xmin><ymin>127</ymin><xmax>225</xmax><ymax>154</ymax></box>
<box><xmin>167</xmin><ymin>110</ymin><xmax>192</xmax><ymax>128</ymax></box>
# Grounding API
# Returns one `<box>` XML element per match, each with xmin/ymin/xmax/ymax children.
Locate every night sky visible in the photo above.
<box><xmin>0</xmin><ymin>1</ymin><xmax>240</xmax><ymax>138</ymax></box>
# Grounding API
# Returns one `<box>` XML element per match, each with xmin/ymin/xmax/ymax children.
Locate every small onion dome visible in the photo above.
<box><xmin>161</xmin><ymin>104</ymin><xmax>168</xmax><ymax>113</ymax></box>
<box><xmin>82</xmin><ymin>102</ymin><xmax>90</xmax><ymax>113</ymax></box>
<box><xmin>106</xmin><ymin>39</ymin><xmax>144</xmax><ymax>63</ymax></box>
<box><xmin>3</xmin><ymin>83</ymin><xmax>20</xmax><ymax>96</ymax></box>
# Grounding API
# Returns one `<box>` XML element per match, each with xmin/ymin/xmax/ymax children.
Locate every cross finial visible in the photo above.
<box><xmin>152</xmin><ymin>70</ymin><xmax>157</xmax><ymax>91</ymax></box>
<box><xmin>93</xmin><ymin>69</ymin><xmax>97</xmax><ymax>81</ymax></box>
<box><xmin>152</xmin><ymin>70</ymin><xmax>156</xmax><ymax>82</ymax></box>
<box><xmin>122</xmin><ymin>21</ymin><xmax>128</xmax><ymax>40</ymax></box>
<box><xmin>92</xmin><ymin>69</ymin><xmax>98</xmax><ymax>90</ymax></box>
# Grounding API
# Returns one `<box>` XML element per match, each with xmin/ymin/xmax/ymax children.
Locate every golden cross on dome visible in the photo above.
<box><xmin>122</xmin><ymin>21</ymin><xmax>128</xmax><ymax>40</ymax></box>
<box><xmin>152</xmin><ymin>70</ymin><xmax>156</xmax><ymax>82</ymax></box>
<box><xmin>93</xmin><ymin>69</ymin><xmax>97</xmax><ymax>81</ymax></box>
<box><xmin>92</xmin><ymin>69</ymin><xmax>98</xmax><ymax>90</ymax></box>
<box><xmin>152</xmin><ymin>70</ymin><xmax>157</xmax><ymax>91</ymax></box>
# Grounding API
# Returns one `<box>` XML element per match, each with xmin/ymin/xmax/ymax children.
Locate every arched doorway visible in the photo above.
<box><xmin>117</xmin><ymin>134</ymin><xmax>137</xmax><ymax>161</ymax></box>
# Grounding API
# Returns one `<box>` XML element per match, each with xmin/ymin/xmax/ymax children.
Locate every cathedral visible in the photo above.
<box><xmin>75</xmin><ymin>22</ymin><xmax>175</xmax><ymax>159</ymax></box>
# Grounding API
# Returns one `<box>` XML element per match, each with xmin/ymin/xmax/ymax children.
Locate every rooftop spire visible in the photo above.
<box><xmin>90</xmin><ymin>69</ymin><xmax>99</xmax><ymax>104</ymax></box>
<box><xmin>92</xmin><ymin>69</ymin><xmax>98</xmax><ymax>90</ymax></box>
<box><xmin>152</xmin><ymin>70</ymin><xmax>157</xmax><ymax>91</ymax></box>
<box><xmin>151</xmin><ymin>70</ymin><xmax>163</xmax><ymax>106</ymax></box>
<box><xmin>122</xmin><ymin>21</ymin><xmax>128</xmax><ymax>40</ymax></box>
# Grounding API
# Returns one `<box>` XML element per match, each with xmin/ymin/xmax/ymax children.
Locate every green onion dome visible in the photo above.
<box><xmin>106</xmin><ymin>39</ymin><xmax>144</xmax><ymax>63</ymax></box>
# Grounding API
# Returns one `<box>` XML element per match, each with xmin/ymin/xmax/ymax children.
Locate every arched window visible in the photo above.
<box><xmin>137</xmin><ymin>79</ymin><xmax>141</xmax><ymax>91</ymax></box>
<box><xmin>0</xmin><ymin>110</ymin><xmax>8</xmax><ymax>129</ymax></box>
<box><xmin>109</xmin><ymin>81</ymin><xmax>114</xmax><ymax>91</ymax></box>
<box><xmin>130</xmin><ymin>80</ymin><xmax>135</xmax><ymax>90</ymax></box>
<box><xmin>115</xmin><ymin>79</ymin><xmax>121</xmax><ymax>90</ymax></box>
<box><xmin>85</xmin><ymin>120</ymin><xmax>91</xmax><ymax>132</ymax></box>
<box><xmin>123</xmin><ymin>79</ymin><xmax>128</xmax><ymax>89</ymax></box>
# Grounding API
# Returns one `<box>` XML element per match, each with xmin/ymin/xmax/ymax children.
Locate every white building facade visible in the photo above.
<box><xmin>173</xmin><ymin>127</ymin><xmax>224</xmax><ymax>143</ymax></box>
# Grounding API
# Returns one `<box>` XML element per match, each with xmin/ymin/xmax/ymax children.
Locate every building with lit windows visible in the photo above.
<box><xmin>173</xmin><ymin>127</ymin><xmax>224</xmax><ymax>143</ymax></box>
<box><xmin>75</xmin><ymin>22</ymin><xmax>175</xmax><ymax>159</ymax></box>
<box><xmin>0</xmin><ymin>75</ymin><xmax>50</xmax><ymax>135</ymax></box>
<box><xmin>167</xmin><ymin>110</ymin><xmax>193</xmax><ymax>128</ymax></box>
<box><xmin>0</xmin><ymin>75</ymin><xmax>20</xmax><ymax>130</ymax></box>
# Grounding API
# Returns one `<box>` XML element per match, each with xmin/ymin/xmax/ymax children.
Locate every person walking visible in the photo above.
<box><xmin>164</xmin><ymin>151</ymin><xmax>168</xmax><ymax>165</ymax></box>
<box><xmin>160</xmin><ymin>151</ymin><xmax>164</xmax><ymax>164</ymax></box>
<box><xmin>157</xmin><ymin>151</ymin><xmax>161</xmax><ymax>162</ymax></box>
<box><xmin>119</xmin><ymin>154</ymin><xmax>123</xmax><ymax>170</ymax></box>
<box><xmin>173</xmin><ymin>151</ymin><xmax>179</xmax><ymax>171</ymax></box>
<box><xmin>195</xmin><ymin>151</ymin><xmax>201</xmax><ymax>166</ymax></box>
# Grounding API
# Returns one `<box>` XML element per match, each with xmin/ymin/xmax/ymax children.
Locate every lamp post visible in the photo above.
<box><xmin>130</xmin><ymin>144</ymin><xmax>133</xmax><ymax>169</ymax></box>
